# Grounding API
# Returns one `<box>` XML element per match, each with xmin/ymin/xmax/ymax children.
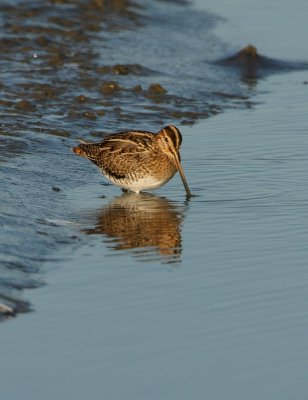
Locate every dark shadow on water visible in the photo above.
<box><xmin>215</xmin><ymin>45</ymin><xmax>308</xmax><ymax>85</ymax></box>
<box><xmin>82</xmin><ymin>192</ymin><xmax>187</xmax><ymax>264</ymax></box>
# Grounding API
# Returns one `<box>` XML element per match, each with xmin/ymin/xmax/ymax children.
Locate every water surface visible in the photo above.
<box><xmin>0</xmin><ymin>0</ymin><xmax>254</xmax><ymax>315</ymax></box>
<box><xmin>1</xmin><ymin>0</ymin><xmax>308</xmax><ymax>399</ymax></box>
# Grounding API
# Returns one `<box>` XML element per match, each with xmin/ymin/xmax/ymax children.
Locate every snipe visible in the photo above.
<box><xmin>72</xmin><ymin>125</ymin><xmax>191</xmax><ymax>197</ymax></box>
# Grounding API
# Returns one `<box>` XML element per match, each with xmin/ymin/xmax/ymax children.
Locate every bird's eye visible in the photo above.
<box><xmin>164</xmin><ymin>137</ymin><xmax>169</xmax><ymax>142</ymax></box>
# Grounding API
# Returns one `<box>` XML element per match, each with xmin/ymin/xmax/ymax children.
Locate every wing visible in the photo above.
<box><xmin>73</xmin><ymin>130</ymin><xmax>156</xmax><ymax>175</ymax></box>
<box><xmin>97</xmin><ymin>131</ymin><xmax>156</xmax><ymax>178</ymax></box>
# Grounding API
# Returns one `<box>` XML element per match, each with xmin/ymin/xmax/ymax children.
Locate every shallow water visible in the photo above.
<box><xmin>1</xmin><ymin>0</ymin><xmax>308</xmax><ymax>399</ymax></box>
<box><xmin>2</xmin><ymin>70</ymin><xmax>308</xmax><ymax>399</ymax></box>
<box><xmin>0</xmin><ymin>0</ymin><xmax>254</xmax><ymax>316</ymax></box>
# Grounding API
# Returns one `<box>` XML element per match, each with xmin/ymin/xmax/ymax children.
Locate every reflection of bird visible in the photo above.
<box><xmin>83</xmin><ymin>192</ymin><xmax>184</xmax><ymax>264</ymax></box>
<box><xmin>73</xmin><ymin>125</ymin><xmax>191</xmax><ymax>197</ymax></box>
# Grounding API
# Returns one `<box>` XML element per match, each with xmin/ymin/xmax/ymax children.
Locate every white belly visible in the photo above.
<box><xmin>108</xmin><ymin>175</ymin><xmax>164</xmax><ymax>193</ymax></box>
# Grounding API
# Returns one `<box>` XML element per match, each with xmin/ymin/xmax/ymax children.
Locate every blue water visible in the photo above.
<box><xmin>196</xmin><ymin>0</ymin><xmax>308</xmax><ymax>60</ymax></box>
<box><xmin>1</xmin><ymin>0</ymin><xmax>308</xmax><ymax>399</ymax></box>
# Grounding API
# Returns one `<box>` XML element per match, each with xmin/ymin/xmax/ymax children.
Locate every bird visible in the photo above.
<box><xmin>72</xmin><ymin>125</ymin><xmax>191</xmax><ymax>197</ymax></box>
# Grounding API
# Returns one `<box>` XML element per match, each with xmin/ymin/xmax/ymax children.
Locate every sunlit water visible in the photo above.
<box><xmin>1</xmin><ymin>0</ymin><xmax>308</xmax><ymax>399</ymax></box>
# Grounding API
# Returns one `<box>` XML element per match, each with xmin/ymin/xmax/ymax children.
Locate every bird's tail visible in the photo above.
<box><xmin>72</xmin><ymin>144</ymin><xmax>83</xmax><ymax>155</ymax></box>
<box><xmin>72</xmin><ymin>140</ymin><xmax>102</xmax><ymax>166</ymax></box>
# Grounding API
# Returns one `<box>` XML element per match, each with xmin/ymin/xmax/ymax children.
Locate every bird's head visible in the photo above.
<box><xmin>156</xmin><ymin>125</ymin><xmax>191</xmax><ymax>198</ymax></box>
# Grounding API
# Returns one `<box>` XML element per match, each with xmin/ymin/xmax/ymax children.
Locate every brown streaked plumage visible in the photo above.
<box><xmin>72</xmin><ymin>125</ymin><xmax>191</xmax><ymax>197</ymax></box>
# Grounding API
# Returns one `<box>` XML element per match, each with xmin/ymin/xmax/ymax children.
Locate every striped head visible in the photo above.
<box><xmin>156</xmin><ymin>125</ymin><xmax>191</xmax><ymax>198</ymax></box>
<box><xmin>156</xmin><ymin>125</ymin><xmax>182</xmax><ymax>156</ymax></box>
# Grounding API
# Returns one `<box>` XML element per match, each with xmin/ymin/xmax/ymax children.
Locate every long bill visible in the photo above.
<box><xmin>173</xmin><ymin>153</ymin><xmax>192</xmax><ymax>198</ymax></box>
